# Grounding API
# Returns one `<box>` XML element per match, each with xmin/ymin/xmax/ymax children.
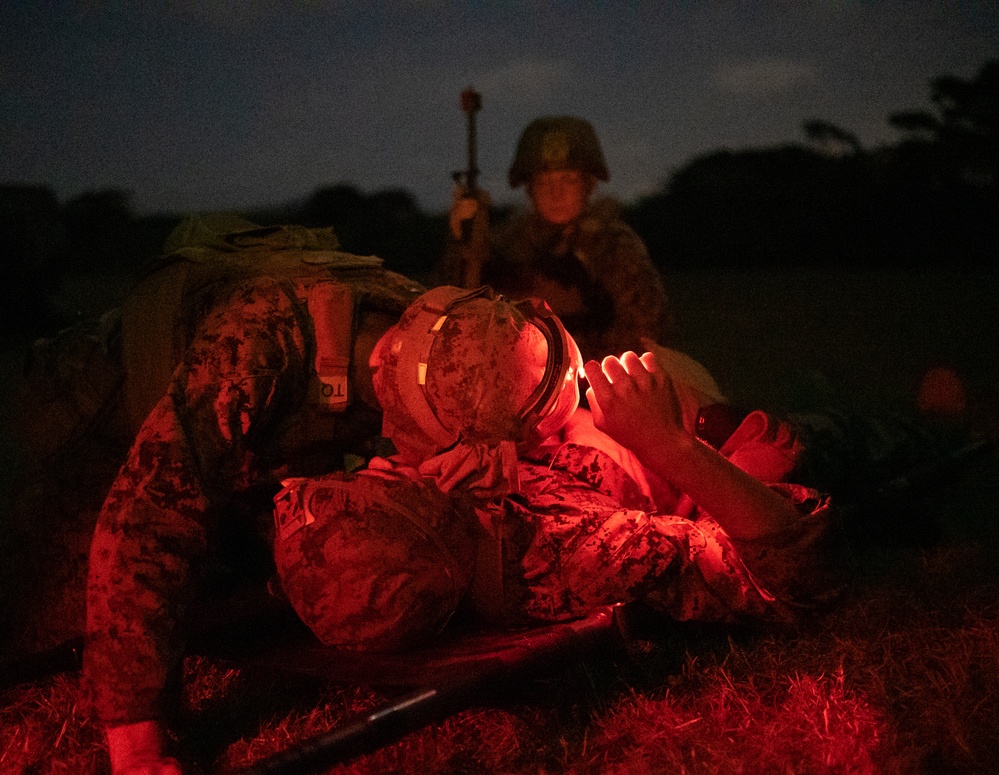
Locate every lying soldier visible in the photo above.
<box><xmin>274</xmin><ymin>286</ymin><xmax>849</xmax><ymax>658</ymax></box>
<box><xmin>90</xmin><ymin>283</ymin><xmax>850</xmax><ymax>774</ymax></box>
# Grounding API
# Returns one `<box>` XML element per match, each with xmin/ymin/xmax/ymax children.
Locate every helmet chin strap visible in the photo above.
<box><xmin>513</xmin><ymin>297</ymin><xmax>578</xmax><ymax>435</ymax></box>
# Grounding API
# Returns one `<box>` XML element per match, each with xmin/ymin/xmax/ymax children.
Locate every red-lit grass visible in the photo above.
<box><xmin>0</xmin><ymin>672</ymin><xmax>104</xmax><ymax>774</ymax></box>
<box><xmin>577</xmin><ymin>665</ymin><xmax>885</xmax><ymax>774</ymax></box>
<box><xmin>4</xmin><ymin>456</ymin><xmax>998</xmax><ymax>774</ymax></box>
<box><xmin>4</xmin><ymin>534</ymin><xmax>998</xmax><ymax>775</ymax></box>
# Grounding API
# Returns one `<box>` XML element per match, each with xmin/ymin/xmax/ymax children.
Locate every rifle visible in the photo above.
<box><xmin>449</xmin><ymin>87</ymin><xmax>490</xmax><ymax>287</ymax></box>
<box><xmin>454</xmin><ymin>86</ymin><xmax>482</xmax><ymax>200</ymax></box>
<box><xmin>237</xmin><ymin>604</ymin><xmax>631</xmax><ymax>775</ymax></box>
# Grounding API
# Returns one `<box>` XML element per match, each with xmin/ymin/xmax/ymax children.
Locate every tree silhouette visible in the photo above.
<box><xmin>875</xmin><ymin>59</ymin><xmax>999</xmax><ymax>263</ymax></box>
<box><xmin>888</xmin><ymin>59</ymin><xmax>998</xmax><ymax>189</ymax></box>
<box><xmin>6</xmin><ymin>59</ymin><xmax>995</xmax><ymax>321</ymax></box>
<box><xmin>803</xmin><ymin>120</ymin><xmax>862</xmax><ymax>158</ymax></box>
<box><xmin>0</xmin><ymin>185</ymin><xmax>66</xmax><ymax>334</ymax></box>
<box><xmin>61</xmin><ymin>188</ymin><xmax>135</xmax><ymax>273</ymax></box>
<box><xmin>626</xmin><ymin>59</ymin><xmax>998</xmax><ymax>272</ymax></box>
<box><xmin>301</xmin><ymin>184</ymin><xmax>444</xmax><ymax>281</ymax></box>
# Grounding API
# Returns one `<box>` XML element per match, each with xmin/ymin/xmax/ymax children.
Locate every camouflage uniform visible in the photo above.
<box><xmin>273</xmin><ymin>409</ymin><xmax>845</xmax><ymax>646</ymax></box>
<box><xmin>356</xmin><ymin>286</ymin><xmax>841</xmax><ymax>631</ymax></box>
<box><xmin>444</xmin><ymin>198</ymin><xmax>674</xmax><ymax>363</ymax></box>
<box><xmin>499</xmin><ymin>423</ymin><xmax>845</xmax><ymax>625</ymax></box>
<box><xmin>84</xmin><ymin>270</ymin><xmax>421</xmax><ymax>726</ymax></box>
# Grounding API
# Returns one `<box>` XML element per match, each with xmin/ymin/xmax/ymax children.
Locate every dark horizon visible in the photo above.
<box><xmin>3</xmin><ymin>3</ymin><xmax>996</xmax><ymax>217</ymax></box>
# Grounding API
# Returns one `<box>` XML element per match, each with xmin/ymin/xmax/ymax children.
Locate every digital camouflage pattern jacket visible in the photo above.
<box><xmin>84</xmin><ymin>270</ymin><xmax>421</xmax><ymax>726</ymax></box>
<box><xmin>271</xmin><ymin>409</ymin><xmax>849</xmax><ymax>653</ymax></box>
<box><xmin>497</xmin><ymin>438</ymin><xmax>846</xmax><ymax>626</ymax></box>
<box><xmin>445</xmin><ymin>198</ymin><xmax>674</xmax><ymax>362</ymax></box>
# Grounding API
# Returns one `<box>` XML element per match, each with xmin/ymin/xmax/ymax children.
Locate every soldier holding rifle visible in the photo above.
<box><xmin>442</xmin><ymin>88</ymin><xmax>674</xmax><ymax>363</ymax></box>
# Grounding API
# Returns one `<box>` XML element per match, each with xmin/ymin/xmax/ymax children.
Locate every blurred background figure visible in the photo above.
<box><xmin>441</xmin><ymin>115</ymin><xmax>675</xmax><ymax>363</ymax></box>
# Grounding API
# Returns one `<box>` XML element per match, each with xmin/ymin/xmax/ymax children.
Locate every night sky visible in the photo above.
<box><xmin>3</xmin><ymin>2</ymin><xmax>997</xmax><ymax>216</ymax></box>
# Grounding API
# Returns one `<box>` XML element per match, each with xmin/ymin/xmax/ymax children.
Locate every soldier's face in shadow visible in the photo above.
<box><xmin>528</xmin><ymin>170</ymin><xmax>595</xmax><ymax>225</ymax></box>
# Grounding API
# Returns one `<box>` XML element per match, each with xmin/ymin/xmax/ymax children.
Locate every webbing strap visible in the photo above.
<box><xmin>307</xmin><ymin>281</ymin><xmax>355</xmax><ymax>412</ymax></box>
<box><xmin>470</xmin><ymin>505</ymin><xmax>508</xmax><ymax>621</ymax></box>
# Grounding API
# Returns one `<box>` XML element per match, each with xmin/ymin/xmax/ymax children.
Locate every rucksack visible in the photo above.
<box><xmin>17</xmin><ymin>213</ymin><xmax>423</xmax><ymax>465</ymax></box>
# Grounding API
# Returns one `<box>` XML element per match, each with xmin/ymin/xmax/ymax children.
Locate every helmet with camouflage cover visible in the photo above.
<box><xmin>273</xmin><ymin>469</ymin><xmax>477</xmax><ymax>651</ymax></box>
<box><xmin>369</xmin><ymin>285</ymin><xmax>583</xmax><ymax>464</ymax></box>
<box><xmin>508</xmin><ymin>116</ymin><xmax>610</xmax><ymax>188</ymax></box>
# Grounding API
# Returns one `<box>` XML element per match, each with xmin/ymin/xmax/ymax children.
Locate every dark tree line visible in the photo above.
<box><xmin>628</xmin><ymin>59</ymin><xmax>998</xmax><ymax>271</ymax></box>
<box><xmin>2</xmin><ymin>60</ymin><xmax>995</xmax><ymax>336</ymax></box>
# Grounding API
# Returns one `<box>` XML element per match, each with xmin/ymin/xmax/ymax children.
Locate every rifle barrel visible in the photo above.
<box><xmin>460</xmin><ymin>87</ymin><xmax>482</xmax><ymax>194</ymax></box>
<box><xmin>239</xmin><ymin>604</ymin><xmax>626</xmax><ymax>775</ymax></box>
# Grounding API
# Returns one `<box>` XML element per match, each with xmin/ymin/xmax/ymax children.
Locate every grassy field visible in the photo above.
<box><xmin>666</xmin><ymin>266</ymin><xmax>999</xmax><ymax>421</ymax></box>
<box><xmin>1</xmin><ymin>266</ymin><xmax>997</xmax><ymax>774</ymax></box>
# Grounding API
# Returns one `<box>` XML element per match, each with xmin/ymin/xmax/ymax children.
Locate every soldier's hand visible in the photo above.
<box><xmin>106</xmin><ymin>721</ymin><xmax>185</xmax><ymax>775</ymax></box>
<box><xmin>449</xmin><ymin>185</ymin><xmax>491</xmax><ymax>241</ymax></box>
<box><xmin>584</xmin><ymin>351</ymin><xmax>685</xmax><ymax>460</ymax></box>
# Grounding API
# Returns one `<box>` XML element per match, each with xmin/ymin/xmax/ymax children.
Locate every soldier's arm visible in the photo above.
<box><xmin>84</xmin><ymin>279</ymin><xmax>309</xmax><ymax>746</ymax></box>
<box><xmin>584</xmin><ymin>351</ymin><xmax>802</xmax><ymax>541</ymax></box>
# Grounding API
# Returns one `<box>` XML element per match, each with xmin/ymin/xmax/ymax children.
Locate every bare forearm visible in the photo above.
<box><xmin>631</xmin><ymin>429</ymin><xmax>802</xmax><ymax>540</ymax></box>
<box><xmin>583</xmin><ymin>351</ymin><xmax>801</xmax><ymax>541</ymax></box>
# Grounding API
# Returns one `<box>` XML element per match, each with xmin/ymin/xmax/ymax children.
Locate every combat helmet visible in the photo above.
<box><xmin>273</xmin><ymin>469</ymin><xmax>477</xmax><ymax>651</ymax></box>
<box><xmin>370</xmin><ymin>285</ymin><xmax>583</xmax><ymax>464</ymax></box>
<box><xmin>508</xmin><ymin>116</ymin><xmax>610</xmax><ymax>188</ymax></box>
